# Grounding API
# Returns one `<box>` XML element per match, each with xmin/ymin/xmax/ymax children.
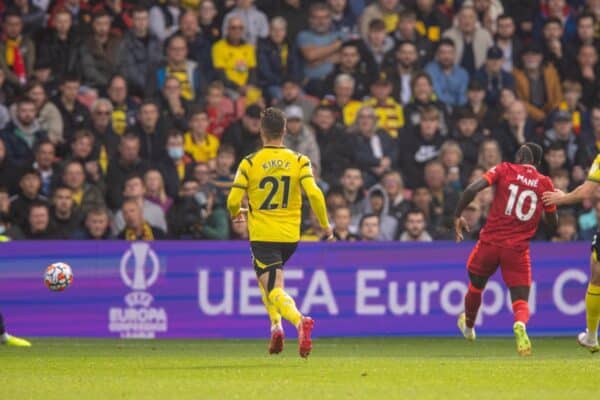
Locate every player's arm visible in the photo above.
<box><xmin>542</xmin><ymin>180</ymin><xmax>598</xmax><ymax>207</ymax></box>
<box><xmin>543</xmin><ymin>210</ymin><xmax>558</xmax><ymax>230</ymax></box>
<box><xmin>453</xmin><ymin>178</ymin><xmax>490</xmax><ymax>242</ymax></box>
<box><xmin>299</xmin><ymin>159</ymin><xmax>333</xmax><ymax>240</ymax></box>
<box><xmin>226</xmin><ymin>160</ymin><xmax>249</xmax><ymax>221</ymax></box>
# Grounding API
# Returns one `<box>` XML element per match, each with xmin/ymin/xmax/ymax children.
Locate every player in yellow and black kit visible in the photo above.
<box><xmin>543</xmin><ymin>154</ymin><xmax>600</xmax><ymax>352</ymax></box>
<box><xmin>227</xmin><ymin>107</ymin><xmax>332</xmax><ymax>358</ymax></box>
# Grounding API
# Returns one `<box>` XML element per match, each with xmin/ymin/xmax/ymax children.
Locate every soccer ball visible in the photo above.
<box><xmin>44</xmin><ymin>262</ymin><xmax>74</xmax><ymax>292</ymax></box>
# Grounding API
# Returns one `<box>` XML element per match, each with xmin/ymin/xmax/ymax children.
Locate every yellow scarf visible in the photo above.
<box><xmin>5</xmin><ymin>38</ymin><xmax>20</xmax><ymax>66</ymax></box>
<box><xmin>124</xmin><ymin>223</ymin><xmax>155</xmax><ymax>241</ymax></box>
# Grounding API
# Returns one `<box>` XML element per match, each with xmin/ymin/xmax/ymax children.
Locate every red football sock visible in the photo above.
<box><xmin>512</xmin><ymin>300</ymin><xmax>530</xmax><ymax>325</ymax></box>
<box><xmin>464</xmin><ymin>283</ymin><xmax>483</xmax><ymax>328</ymax></box>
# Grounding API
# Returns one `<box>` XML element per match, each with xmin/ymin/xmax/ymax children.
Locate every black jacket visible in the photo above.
<box><xmin>133</xmin><ymin>123</ymin><xmax>168</xmax><ymax>163</ymax></box>
<box><xmin>398</xmin><ymin>127</ymin><xmax>445</xmax><ymax>189</ymax></box>
<box><xmin>105</xmin><ymin>158</ymin><xmax>150</xmax><ymax>210</ymax></box>
<box><xmin>492</xmin><ymin>120</ymin><xmax>538</xmax><ymax>162</ymax></box>
<box><xmin>314</xmin><ymin>123</ymin><xmax>355</xmax><ymax>186</ymax></box>
<box><xmin>51</xmin><ymin>96</ymin><xmax>92</xmax><ymax>142</ymax></box>
<box><xmin>37</xmin><ymin>30</ymin><xmax>81</xmax><ymax>78</ymax></box>
<box><xmin>221</xmin><ymin>121</ymin><xmax>262</xmax><ymax>167</ymax></box>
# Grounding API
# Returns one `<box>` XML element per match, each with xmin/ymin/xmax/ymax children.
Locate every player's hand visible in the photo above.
<box><xmin>322</xmin><ymin>226</ymin><xmax>335</xmax><ymax>242</ymax></box>
<box><xmin>454</xmin><ymin>217</ymin><xmax>469</xmax><ymax>243</ymax></box>
<box><xmin>541</xmin><ymin>189</ymin><xmax>565</xmax><ymax>206</ymax></box>
<box><xmin>232</xmin><ymin>207</ymin><xmax>248</xmax><ymax>223</ymax></box>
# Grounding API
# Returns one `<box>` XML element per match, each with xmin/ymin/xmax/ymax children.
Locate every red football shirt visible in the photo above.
<box><xmin>478</xmin><ymin>162</ymin><xmax>557</xmax><ymax>249</ymax></box>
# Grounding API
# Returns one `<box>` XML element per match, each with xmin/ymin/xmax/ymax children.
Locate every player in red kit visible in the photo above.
<box><xmin>454</xmin><ymin>143</ymin><xmax>558</xmax><ymax>356</ymax></box>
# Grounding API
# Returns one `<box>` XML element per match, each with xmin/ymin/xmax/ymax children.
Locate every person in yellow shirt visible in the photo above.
<box><xmin>363</xmin><ymin>75</ymin><xmax>404</xmax><ymax>138</ymax></box>
<box><xmin>211</xmin><ymin>16</ymin><xmax>258</xmax><ymax>92</ymax></box>
<box><xmin>227</xmin><ymin>107</ymin><xmax>332</xmax><ymax>358</ymax></box>
<box><xmin>183</xmin><ymin>109</ymin><xmax>220</xmax><ymax>165</ymax></box>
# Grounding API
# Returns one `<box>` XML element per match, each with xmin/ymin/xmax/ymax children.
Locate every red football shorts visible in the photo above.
<box><xmin>466</xmin><ymin>241</ymin><xmax>531</xmax><ymax>287</ymax></box>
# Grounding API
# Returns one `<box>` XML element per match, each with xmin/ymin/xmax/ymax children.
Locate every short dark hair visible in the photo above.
<box><xmin>516</xmin><ymin>142</ymin><xmax>543</xmax><ymax>167</ymax></box>
<box><xmin>544</xmin><ymin>16</ymin><xmax>563</xmax><ymax>28</ymax></box>
<box><xmin>4</xmin><ymin>10</ymin><xmax>22</xmax><ymax>20</ymax></box>
<box><xmin>92</xmin><ymin>10</ymin><xmax>111</xmax><ymax>21</ymax></box>
<box><xmin>497</xmin><ymin>13</ymin><xmax>513</xmax><ymax>23</ymax></box>
<box><xmin>438</xmin><ymin>38</ymin><xmax>455</xmax><ymax>49</ymax></box>
<box><xmin>218</xmin><ymin>143</ymin><xmax>236</xmax><ymax>157</ymax></box>
<box><xmin>368</xmin><ymin>18</ymin><xmax>386</xmax><ymax>32</ymax></box>
<box><xmin>260</xmin><ymin>107</ymin><xmax>286</xmax><ymax>140</ymax></box>
<box><xmin>60</xmin><ymin>74</ymin><xmax>81</xmax><ymax>85</ymax></box>
<box><xmin>33</xmin><ymin>138</ymin><xmax>55</xmax><ymax>154</ymax></box>
<box><xmin>577</xmin><ymin>11</ymin><xmax>596</xmax><ymax>25</ymax></box>
<box><xmin>546</xmin><ymin>141</ymin><xmax>566</xmax><ymax>153</ymax></box>
<box><xmin>86</xmin><ymin>206</ymin><xmax>109</xmax><ymax>219</ymax></box>
<box><xmin>52</xmin><ymin>185</ymin><xmax>73</xmax><ymax>196</ymax></box>
<box><xmin>132</xmin><ymin>5</ymin><xmax>148</xmax><ymax>15</ymax></box>
<box><xmin>166</xmin><ymin>129</ymin><xmax>183</xmax><ymax>141</ymax></box>
<box><xmin>405</xmin><ymin>208</ymin><xmax>425</xmax><ymax>221</ymax></box>
<box><xmin>359</xmin><ymin>213</ymin><xmax>379</xmax><ymax>228</ymax></box>
<box><xmin>398</xmin><ymin>9</ymin><xmax>417</xmax><ymax>21</ymax></box>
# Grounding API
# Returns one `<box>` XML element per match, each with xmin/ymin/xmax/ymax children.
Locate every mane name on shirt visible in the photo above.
<box><xmin>516</xmin><ymin>174</ymin><xmax>538</xmax><ymax>188</ymax></box>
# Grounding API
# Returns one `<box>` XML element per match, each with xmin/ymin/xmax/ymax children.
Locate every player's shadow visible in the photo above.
<box><xmin>146</xmin><ymin>363</ymin><xmax>301</xmax><ymax>371</ymax></box>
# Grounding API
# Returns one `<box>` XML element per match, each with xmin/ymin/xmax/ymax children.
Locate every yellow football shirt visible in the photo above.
<box><xmin>227</xmin><ymin>146</ymin><xmax>329</xmax><ymax>243</ymax></box>
<box><xmin>183</xmin><ymin>132</ymin><xmax>220</xmax><ymax>163</ymax></box>
<box><xmin>588</xmin><ymin>154</ymin><xmax>600</xmax><ymax>182</ymax></box>
<box><xmin>212</xmin><ymin>39</ymin><xmax>257</xmax><ymax>87</ymax></box>
<box><xmin>363</xmin><ymin>97</ymin><xmax>405</xmax><ymax>138</ymax></box>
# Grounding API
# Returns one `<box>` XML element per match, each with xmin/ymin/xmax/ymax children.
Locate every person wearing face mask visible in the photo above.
<box><xmin>159</xmin><ymin>129</ymin><xmax>195</xmax><ymax>199</ymax></box>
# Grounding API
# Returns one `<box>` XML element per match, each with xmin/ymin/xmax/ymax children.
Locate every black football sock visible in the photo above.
<box><xmin>0</xmin><ymin>312</ymin><xmax>5</xmax><ymax>335</ymax></box>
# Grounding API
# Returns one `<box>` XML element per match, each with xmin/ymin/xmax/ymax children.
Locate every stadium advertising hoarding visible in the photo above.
<box><xmin>0</xmin><ymin>241</ymin><xmax>589</xmax><ymax>338</ymax></box>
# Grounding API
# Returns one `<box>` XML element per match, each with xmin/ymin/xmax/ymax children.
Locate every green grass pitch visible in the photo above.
<box><xmin>1</xmin><ymin>337</ymin><xmax>600</xmax><ymax>399</ymax></box>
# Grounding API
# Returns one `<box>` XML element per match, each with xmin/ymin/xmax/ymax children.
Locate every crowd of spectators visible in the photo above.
<box><xmin>0</xmin><ymin>0</ymin><xmax>599</xmax><ymax>242</ymax></box>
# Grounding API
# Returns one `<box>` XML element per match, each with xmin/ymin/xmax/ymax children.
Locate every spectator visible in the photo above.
<box><xmin>381</xmin><ymin>170</ymin><xmax>411</xmax><ymax>223</ymax></box>
<box><xmin>106</xmin><ymin>75</ymin><xmax>138</xmax><ymax>136</ymax></box>
<box><xmin>117</xmin><ymin>198</ymin><xmax>166</xmax><ymax>240</ymax></box>
<box><xmin>583</xmin><ymin>104</ymin><xmax>600</xmax><ymax>156</ymax></box>
<box><xmin>17</xmin><ymin>81</ymin><xmax>64</xmax><ymax>145</ymax></box>
<box><xmin>152</xmin><ymin>34</ymin><xmax>207</xmax><ymax>103</ymax></box>
<box><xmin>398</xmin><ymin>106</ymin><xmax>445</xmax><ymax>188</ymax></box>
<box><xmin>439</xmin><ymin>140</ymin><xmax>465</xmax><ymax>190</ymax></box>
<box><xmin>492</xmin><ymin>100</ymin><xmax>537</xmax><ymax>162</ymax></box>
<box><xmin>387</xmin><ymin>41</ymin><xmax>419</xmax><ymax>106</ymax></box>
<box><xmin>0</xmin><ymin>11</ymin><xmax>35</xmax><ymax>88</ymax></box>
<box><xmin>183</xmin><ymin>108</ymin><xmax>219</xmax><ymax>165</ymax></box>
<box><xmin>222</xmin><ymin>104</ymin><xmax>262</xmax><ymax>167</ymax></box>
<box><xmin>144</xmin><ymin>169</ymin><xmax>173</xmax><ymax>213</ymax></box>
<box><xmin>272</xmin><ymin>0</ymin><xmax>309</xmax><ymax>43</ymax></box>
<box><xmin>80</xmin><ymin>11</ymin><xmax>120</xmax><ymax>90</ymax></box>
<box><xmin>359</xmin><ymin>0</ymin><xmax>401</xmax><ymax>38</ymax></box>
<box><xmin>554</xmin><ymin>80</ymin><xmax>586</xmax><ymax>136</ymax></box>
<box><xmin>31</xmin><ymin>140</ymin><xmax>56</xmax><ymax>197</ymax></box>
<box><xmin>513</xmin><ymin>43</ymin><xmax>563</xmax><ymax>123</ymax></box>
<box><xmin>474</xmin><ymin>46</ymin><xmax>515</xmax><ymax>108</ymax></box>
<box><xmin>312</xmin><ymin>105</ymin><xmax>354</xmax><ymax>186</ymax></box>
<box><xmin>12</xmin><ymin>0</ymin><xmax>45</xmax><ymax>37</ymax></box>
<box><xmin>494</xmin><ymin>14</ymin><xmax>523</xmax><ymax>73</ymax></box>
<box><xmin>257</xmin><ymin>17</ymin><xmax>291</xmax><ymax>102</ymax></box>
<box><xmin>351</xmin><ymin>105</ymin><xmax>396</xmax><ymax>186</ymax></box>
<box><xmin>222</xmin><ymin>0</ymin><xmax>269</xmax><ymax>46</ymax></box>
<box><xmin>362</xmin><ymin>19</ymin><xmax>394</xmax><ymax>71</ymax></box>
<box><xmin>533</xmin><ymin>0</ymin><xmax>576</xmax><ymax>42</ymax></box>
<box><xmin>9</xmin><ymin>168</ymin><xmax>47</xmax><ymax>229</ymax></box>
<box><xmin>363</xmin><ymin>185</ymin><xmax>398</xmax><ymax>240</ymax></box>
<box><xmin>0</xmin><ymin>138</ymin><xmax>19</xmax><ymax>194</ymax></box>
<box><xmin>363</xmin><ymin>74</ymin><xmax>404</xmax><ymax>138</ymax></box>
<box><xmin>542</xmin><ymin>111</ymin><xmax>589</xmax><ymax>182</ymax></box>
<box><xmin>399</xmin><ymin>208</ymin><xmax>432</xmax><ymax>242</ymax></box>
<box><xmin>112</xmin><ymin>174</ymin><xmax>167</xmax><ymax>235</ymax></box>
<box><xmin>358</xmin><ymin>213</ymin><xmax>380</xmax><ymax>240</ymax></box>
<box><xmin>414</xmin><ymin>0</ymin><xmax>451</xmax><ymax>44</ymax></box>
<box><xmin>105</xmin><ymin>133</ymin><xmax>149</xmax><ymax>209</ymax></box>
<box><xmin>204</xmin><ymin>81</ymin><xmax>235</xmax><ymax>139</ymax></box>
<box><xmin>212</xmin><ymin>144</ymin><xmax>236</xmax><ymax>207</ymax></box>
<box><xmin>567</xmin><ymin>44</ymin><xmax>600</xmax><ymax>109</ymax></box>
<box><xmin>464</xmin><ymin>0</ymin><xmax>504</xmax><ymax>34</ymax></box>
<box><xmin>461</xmin><ymin>80</ymin><xmax>496</xmax><ymax>134</ymax></box>
<box><xmin>283</xmin><ymin>105</ymin><xmax>321</xmax><ymax>175</ymax></box>
<box><xmin>551</xmin><ymin>211</ymin><xmax>578</xmax><ymax>241</ymax></box>
<box><xmin>158</xmin><ymin>76</ymin><xmax>190</xmax><ymax>133</ymax></box>
<box><xmin>453</xmin><ymin>108</ymin><xmax>485</xmax><ymax>175</ymax></box>
<box><xmin>134</xmin><ymin>101</ymin><xmax>166</xmax><ymax>163</ymax></box>
<box><xmin>230</xmin><ymin>210</ymin><xmax>249</xmax><ymax>239</ymax></box>
<box><xmin>424</xmin><ymin>38</ymin><xmax>469</xmax><ymax>109</ymax></box>
<box><xmin>459</xmin><ymin>201</ymin><xmax>483</xmax><ymax>241</ymax></box>
<box><xmin>174</xmin><ymin>10</ymin><xmax>213</xmax><ymax>80</ymax></box>
<box><xmin>328</xmin><ymin>0</ymin><xmax>356</xmax><ymax>36</ymax></box>
<box><xmin>568</xmin><ymin>13</ymin><xmax>600</xmax><ymax>61</ymax></box>
<box><xmin>0</xmin><ymin>97</ymin><xmax>46</xmax><ymax>167</ymax></box>
<box><xmin>67</xmin><ymin>130</ymin><xmax>102</xmax><ymax>185</ymax></box>
<box><xmin>36</xmin><ymin>8</ymin><xmax>80</xmax><ymax>81</ymax></box>
<box><xmin>275</xmin><ymin>78</ymin><xmax>317</xmax><ymax>125</ymax></box>
<box><xmin>323</xmin><ymin>41</ymin><xmax>372</xmax><ymax>100</ymax></box>
<box><xmin>324</xmin><ymin>73</ymin><xmax>363</xmax><ymax>126</ymax></box>
<box><xmin>71</xmin><ymin>206</ymin><xmax>113</xmax><ymax>239</ymax></box>
<box><xmin>90</xmin><ymin>98</ymin><xmax>120</xmax><ymax>167</ymax></box>
<box><xmin>332</xmin><ymin>206</ymin><xmax>360</xmax><ymax>241</ymax></box>
<box><xmin>61</xmin><ymin>160</ymin><xmax>104</xmax><ymax>215</ymax></box>
<box><xmin>24</xmin><ymin>201</ymin><xmax>59</xmax><ymax>239</ymax></box>
<box><xmin>340</xmin><ymin>166</ymin><xmax>366</xmax><ymax>225</ymax></box>
<box><xmin>541</xmin><ymin>17</ymin><xmax>568</xmax><ymax>78</ymax></box>
<box><xmin>543</xmin><ymin>141</ymin><xmax>568</xmax><ymax>176</ymax></box>
<box><xmin>149</xmin><ymin>0</ymin><xmax>183</xmax><ymax>43</ymax></box>
<box><xmin>212</xmin><ymin>16</ymin><xmax>258</xmax><ymax>95</ymax></box>
<box><xmin>424</xmin><ymin>159</ymin><xmax>459</xmax><ymax>232</ymax></box>
<box><xmin>198</xmin><ymin>0</ymin><xmax>221</xmax><ymax>43</ymax></box>
<box><xmin>0</xmin><ymin>211</ymin><xmax>24</xmax><ymax>240</ymax></box>
<box><xmin>51</xmin><ymin>75</ymin><xmax>91</xmax><ymax>143</ymax></box>
<box><xmin>390</xmin><ymin>9</ymin><xmax>433</xmax><ymax>65</ymax></box>
<box><xmin>297</xmin><ymin>3</ymin><xmax>345</xmax><ymax>96</ymax></box>
<box><xmin>116</xmin><ymin>6</ymin><xmax>162</xmax><ymax>98</ymax></box>
<box><xmin>477</xmin><ymin>138</ymin><xmax>502</xmax><ymax>170</ymax></box>
<box><xmin>158</xmin><ymin>130</ymin><xmax>194</xmax><ymax>199</ymax></box>
<box><xmin>50</xmin><ymin>185</ymin><xmax>82</xmax><ymax>238</ymax></box>
<box><xmin>403</xmin><ymin>72</ymin><xmax>449</xmax><ymax>135</ymax></box>
<box><xmin>443</xmin><ymin>6</ymin><xmax>493</xmax><ymax>76</ymax></box>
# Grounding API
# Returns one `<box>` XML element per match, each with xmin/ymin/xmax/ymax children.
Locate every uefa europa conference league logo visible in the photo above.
<box><xmin>108</xmin><ymin>243</ymin><xmax>167</xmax><ymax>338</ymax></box>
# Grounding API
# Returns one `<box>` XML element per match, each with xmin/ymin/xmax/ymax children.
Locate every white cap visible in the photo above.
<box><xmin>285</xmin><ymin>105</ymin><xmax>304</xmax><ymax>120</ymax></box>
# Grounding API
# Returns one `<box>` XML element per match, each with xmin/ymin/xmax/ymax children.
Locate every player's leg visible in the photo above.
<box><xmin>0</xmin><ymin>311</ymin><xmax>31</xmax><ymax>347</ymax></box>
<box><xmin>501</xmin><ymin>248</ymin><xmax>532</xmax><ymax>356</ymax></box>
<box><xmin>458</xmin><ymin>242</ymin><xmax>498</xmax><ymax>340</ymax></box>
<box><xmin>578</xmin><ymin>237</ymin><xmax>600</xmax><ymax>352</ymax></box>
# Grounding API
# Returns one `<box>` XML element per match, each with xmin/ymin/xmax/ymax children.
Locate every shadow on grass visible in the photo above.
<box><xmin>145</xmin><ymin>363</ymin><xmax>302</xmax><ymax>371</ymax></box>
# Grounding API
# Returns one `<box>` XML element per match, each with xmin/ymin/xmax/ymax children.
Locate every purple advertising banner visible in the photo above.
<box><xmin>0</xmin><ymin>241</ymin><xmax>591</xmax><ymax>338</ymax></box>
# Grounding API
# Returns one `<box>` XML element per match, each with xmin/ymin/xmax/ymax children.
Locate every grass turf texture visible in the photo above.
<box><xmin>1</xmin><ymin>337</ymin><xmax>599</xmax><ymax>399</ymax></box>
